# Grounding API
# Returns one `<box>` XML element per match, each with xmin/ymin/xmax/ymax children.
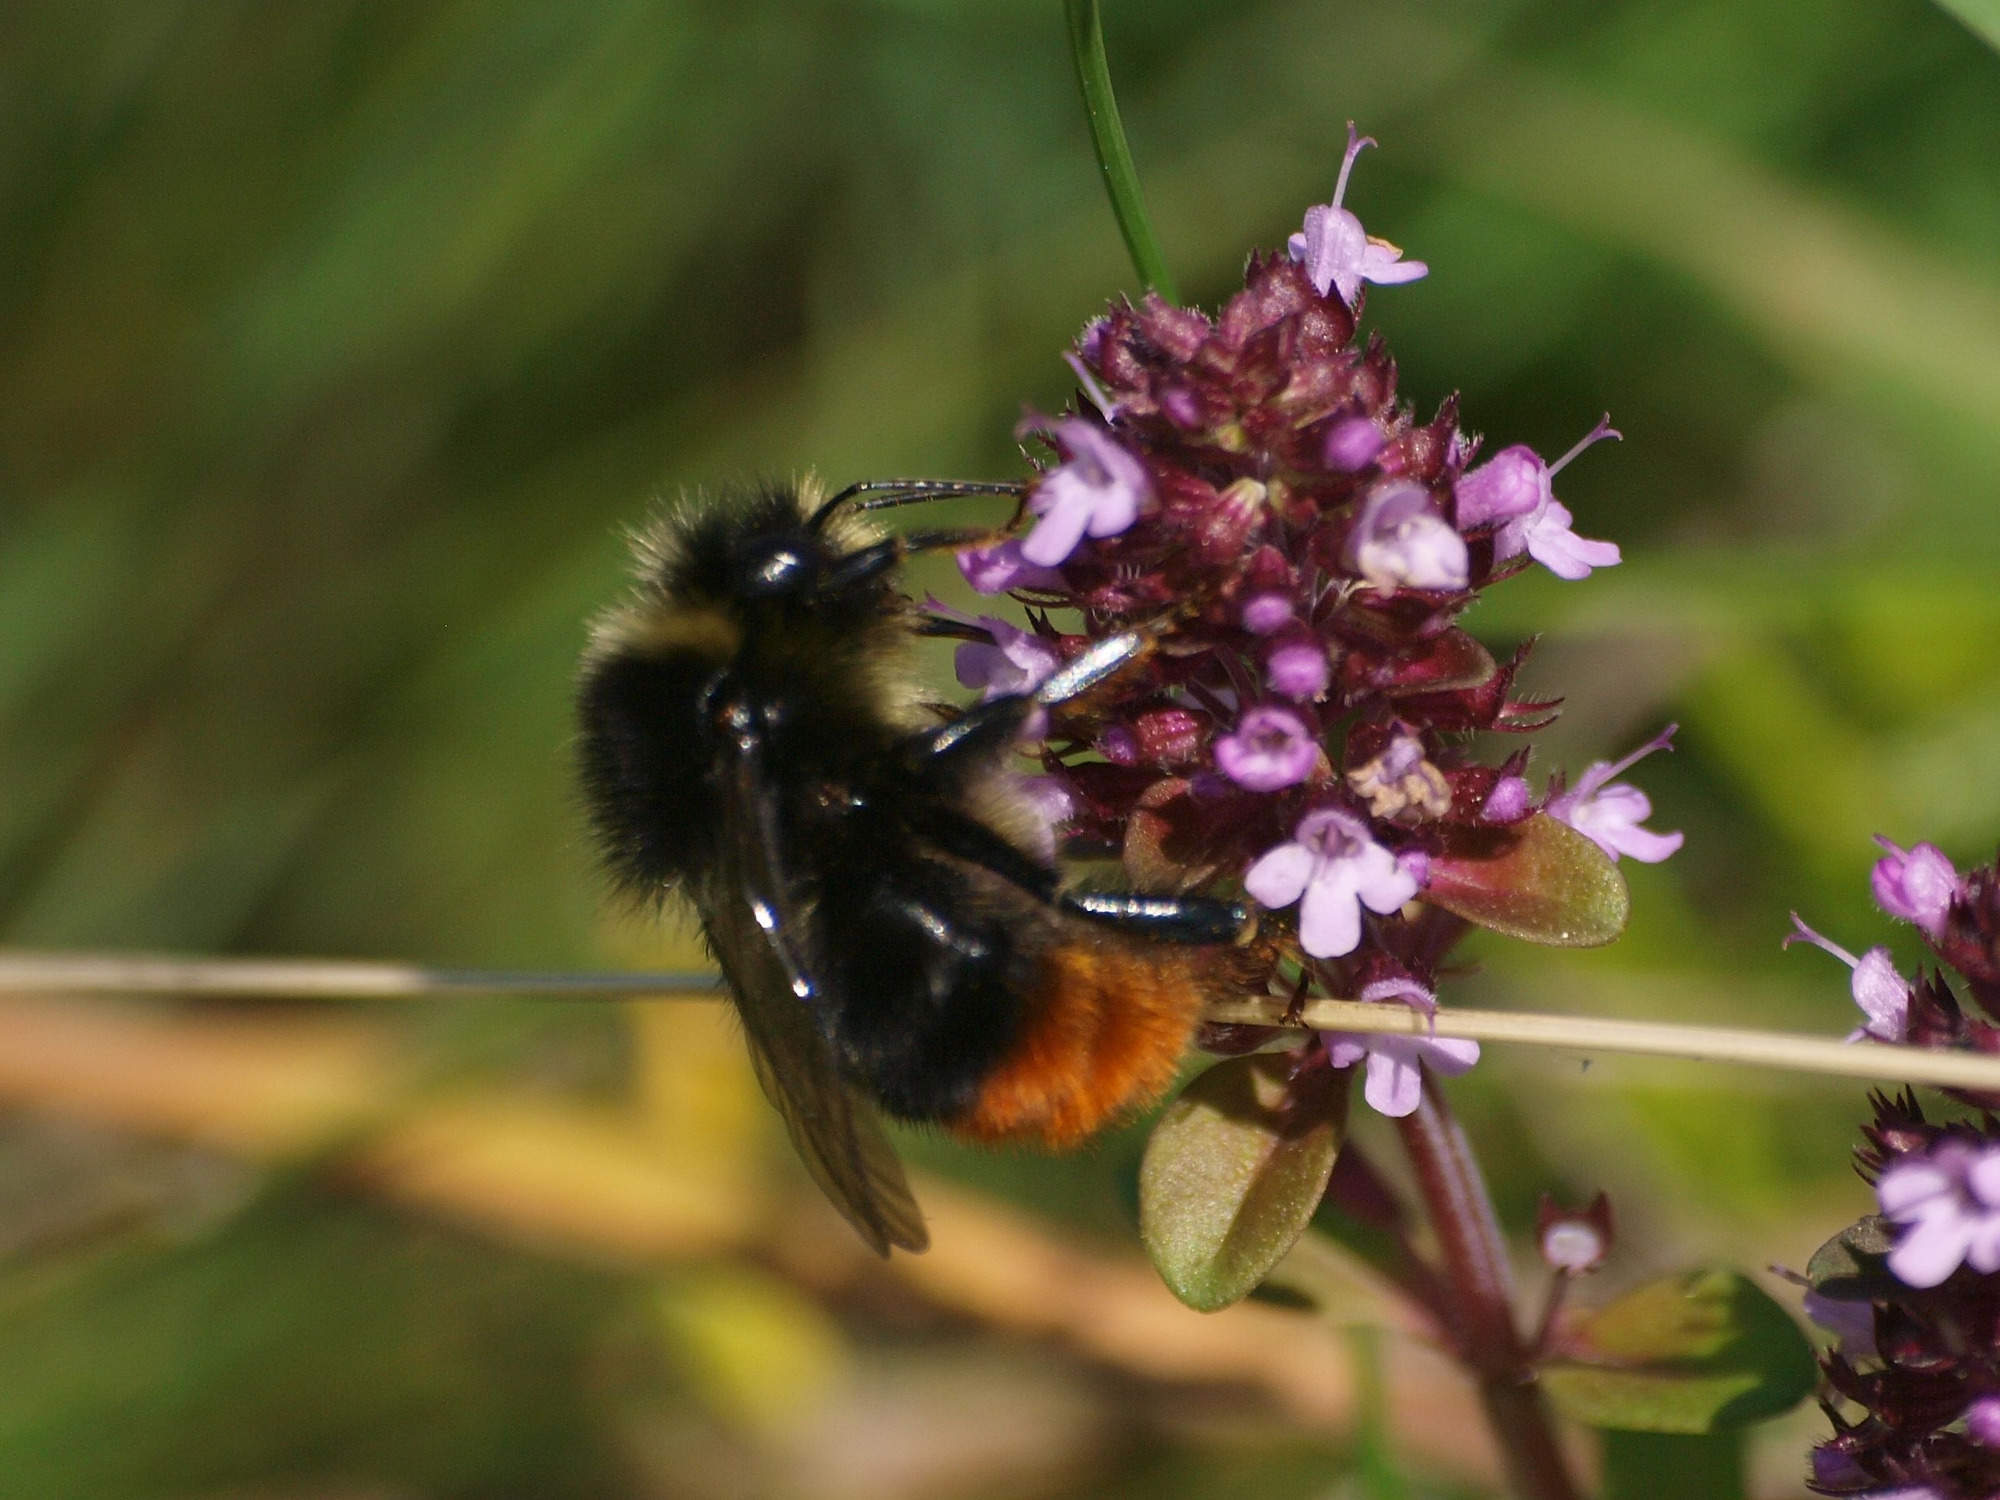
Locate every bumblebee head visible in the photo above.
<box><xmin>574</xmin><ymin>480</ymin><xmax>913</xmax><ymax>894</ymax></box>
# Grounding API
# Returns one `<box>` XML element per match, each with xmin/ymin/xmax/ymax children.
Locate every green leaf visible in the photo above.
<box><xmin>1805</xmin><ymin>1215</ymin><xmax>1901</xmax><ymax>1302</ymax></box>
<box><xmin>1541</xmin><ymin>1270</ymin><xmax>1816</xmax><ymax>1434</ymax></box>
<box><xmin>1423</xmin><ymin>813</ymin><xmax>1631</xmax><ymax>947</ymax></box>
<box><xmin>1139</xmin><ymin>1053</ymin><xmax>1350</xmax><ymax>1312</ymax></box>
<box><xmin>1601</xmin><ymin>1430</ymin><xmax>1746</xmax><ymax>1500</ymax></box>
<box><xmin>1933</xmin><ymin>0</ymin><xmax>2000</xmax><ymax>53</ymax></box>
<box><xmin>1063</xmin><ymin>0</ymin><xmax>1177</xmax><ymax>300</ymax></box>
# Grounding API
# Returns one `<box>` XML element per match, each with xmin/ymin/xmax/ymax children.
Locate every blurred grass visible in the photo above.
<box><xmin>2</xmin><ymin>1</ymin><xmax>1998</xmax><ymax>1495</ymax></box>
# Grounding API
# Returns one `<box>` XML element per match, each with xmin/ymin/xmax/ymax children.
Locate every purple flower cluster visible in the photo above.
<box><xmin>1799</xmin><ymin>842</ymin><xmax>2000</xmax><ymax>1498</ymax></box>
<box><xmin>945</xmin><ymin>130</ymin><xmax>1677</xmax><ymax>1117</ymax></box>
<box><xmin>1792</xmin><ymin>841</ymin><xmax>1997</xmax><ymax>1072</ymax></box>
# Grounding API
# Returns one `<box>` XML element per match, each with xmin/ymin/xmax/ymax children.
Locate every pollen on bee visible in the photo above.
<box><xmin>950</xmin><ymin>944</ymin><xmax>1212</xmax><ymax>1147</ymax></box>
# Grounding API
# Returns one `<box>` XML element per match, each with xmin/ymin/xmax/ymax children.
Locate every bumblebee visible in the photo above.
<box><xmin>575</xmin><ymin>477</ymin><xmax>1250</xmax><ymax>1253</ymax></box>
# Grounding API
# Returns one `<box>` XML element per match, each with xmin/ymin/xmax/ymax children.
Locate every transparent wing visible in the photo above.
<box><xmin>699</xmin><ymin>746</ymin><xmax>928</xmax><ymax>1256</ymax></box>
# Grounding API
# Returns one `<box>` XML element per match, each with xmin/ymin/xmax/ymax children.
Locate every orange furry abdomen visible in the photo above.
<box><xmin>947</xmin><ymin>944</ymin><xmax>1215</xmax><ymax>1148</ymax></box>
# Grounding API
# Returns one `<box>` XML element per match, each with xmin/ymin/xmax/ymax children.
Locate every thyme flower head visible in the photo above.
<box><xmin>945</xmin><ymin>130</ymin><xmax>1670</xmax><ymax>1116</ymax></box>
<box><xmin>1801</xmin><ymin>846</ymin><xmax>2000</xmax><ymax>1497</ymax></box>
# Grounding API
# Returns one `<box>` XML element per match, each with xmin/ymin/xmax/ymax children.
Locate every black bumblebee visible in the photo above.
<box><xmin>575</xmin><ymin>477</ymin><xmax>1250</xmax><ymax>1254</ymax></box>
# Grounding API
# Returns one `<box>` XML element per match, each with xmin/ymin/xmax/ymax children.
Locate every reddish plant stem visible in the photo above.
<box><xmin>1396</xmin><ymin>1072</ymin><xmax>1581</xmax><ymax>1500</ymax></box>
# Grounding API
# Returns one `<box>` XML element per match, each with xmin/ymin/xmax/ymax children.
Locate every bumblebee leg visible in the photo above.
<box><xmin>905</xmin><ymin>800</ymin><xmax>1251</xmax><ymax>946</ymax></box>
<box><xmin>886</xmin><ymin>763</ymin><xmax>1249</xmax><ymax>948</ymax></box>
<box><xmin>899</xmin><ymin>801</ymin><xmax>1063</xmax><ymax>904</ymax></box>
<box><xmin>1033</xmin><ymin>634</ymin><xmax>1150</xmax><ymax>706</ymax></box>
<box><xmin>895</xmin><ymin>695</ymin><xmax>1036</xmax><ymax>776</ymax></box>
<box><xmin>1062</xmin><ymin>891</ymin><xmax>1251</xmax><ymax>945</ymax></box>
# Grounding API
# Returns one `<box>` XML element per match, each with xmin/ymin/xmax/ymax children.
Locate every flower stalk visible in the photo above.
<box><xmin>1398</xmin><ymin>1077</ymin><xmax>1582</xmax><ymax>1500</ymax></box>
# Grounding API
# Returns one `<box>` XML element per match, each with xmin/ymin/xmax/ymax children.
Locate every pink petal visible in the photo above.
<box><xmin>1244</xmin><ymin>842</ymin><xmax>1313</xmax><ymax>909</ymax></box>
<box><xmin>1482</xmin><ymin>775</ymin><xmax>1531</xmax><ymax>822</ymax></box>
<box><xmin>1364</xmin><ymin>1043</ymin><xmax>1425</xmax><ymax>1117</ymax></box>
<box><xmin>1293</xmin><ymin>205</ymin><xmax>1368</xmax><ymax>302</ymax></box>
<box><xmin>1421</xmin><ymin>1036</ymin><xmax>1481</xmax><ymax>1074</ymax></box>
<box><xmin>1871</xmin><ymin>837</ymin><xmax>1959</xmax><ymax>935</ymax></box>
<box><xmin>1298</xmin><ymin>869</ymin><xmax>1365</xmax><ymax>958</ymax></box>
<box><xmin>1241</xmin><ymin>592</ymin><xmax>1294</xmax><ymax>634</ymax></box>
<box><xmin>1455</xmin><ymin>446</ymin><xmax>1547</xmax><ymax>529</ymax></box>
<box><xmin>1605</xmin><ymin>822</ymin><xmax>1684</xmax><ymax>864</ymax></box>
<box><xmin>1966</xmin><ymin>1395</ymin><xmax>2000</xmax><ymax>1448</ymax></box>
<box><xmin>1214</xmin><ymin>706</ymin><xmax>1318</xmax><ymax>792</ymax></box>
<box><xmin>1265</xmin><ymin>634</ymin><xmax>1330</xmax><ymax>700</ymax></box>
<box><xmin>957</xmin><ymin>540</ymin><xmax>1062</xmax><ymax>595</ymax></box>
<box><xmin>1020</xmin><ymin>488</ymin><xmax>1094</xmax><ymax>567</ymax></box>
<box><xmin>1323</xmin><ymin>417</ymin><xmax>1387</xmax><ymax>472</ymax></box>
<box><xmin>1889</xmin><ymin>1216</ymin><xmax>1976</xmax><ymax>1289</ymax></box>
<box><xmin>1879</xmin><ymin>1159</ymin><xmax>1953</xmax><ymax>1216</ymax></box>
<box><xmin>1323</xmin><ymin>1034</ymin><xmax>1370</xmax><ymax>1068</ymax></box>
<box><xmin>1965</xmin><ymin>1213</ymin><xmax>2000</xmax><ymax>1274</ymax></box>
<box><xmin>1360</xmin><ymin>242</ymin><xmax>1427</xmax><ymax>284</ymax></box>
<box><xmin>1543</xmin><ymin>1221</ymin><xmax>1606</xmax><ymax>1274</ymax></box>
<box><xmin>1354</xmin><ymin>841</ymin><xmax>1421</xmax><ymax>915</ymax></box>
<box><xmin>1970</xmin><ymin>1148</ymin><xmax>2000</xmax><ymax>1208</ymax></box>
<box><xmin>1850</xmin><ymin>949</ymin><xmax>1911</xmax><ymax>1034</ymax></box>
<box><xmin>1525</xmin><ymin>502</ymin><xmax>1621</xmax><ymax>580</ymax></box>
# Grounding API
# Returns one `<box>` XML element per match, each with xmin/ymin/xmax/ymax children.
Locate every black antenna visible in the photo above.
<box><xmin>806</xmin><ymin>478</ymin><xmax>1025</xmax><ymax>533</ymax></box>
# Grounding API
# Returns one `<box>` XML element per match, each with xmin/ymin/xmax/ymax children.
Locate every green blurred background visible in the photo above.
<box><xmin>3</xmin><ymin>1</ymin><xmax>1999</xmax><ymax>1495</ymax></box>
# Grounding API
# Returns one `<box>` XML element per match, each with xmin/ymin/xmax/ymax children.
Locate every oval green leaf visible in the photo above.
<box><xmin>1541</xmin><ymin>1270</ymin><xmax>1816</xmax><ymax>1434</ymax></box>
<box><xmin>1424</xmin><ymin>813</ymin><xmax>1630</xmax><ymax>947</ymax></box>
<box><xmin>1139</xmin><ymin>1053</ymin><xmax>1350</xmax><ymax>1313</ymax></box>
<box><xmin>1804</xmin><ymin>1215</ymin><xmax>1900</xmax><ymax>1302</ymax></box>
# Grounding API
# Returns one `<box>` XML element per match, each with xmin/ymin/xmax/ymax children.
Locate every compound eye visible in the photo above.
<box><xmin>741</xmin><ymin>540</ymin><xmax>812</xmax><ymax>597</ymax></box>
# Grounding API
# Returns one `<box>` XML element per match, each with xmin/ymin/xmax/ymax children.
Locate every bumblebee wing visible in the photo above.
<box><xmin>701</xmin><ymin>753</ymin><xmax>929</xmax><ymax>1257</ymax></box>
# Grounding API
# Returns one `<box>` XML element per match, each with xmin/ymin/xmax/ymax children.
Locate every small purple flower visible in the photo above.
<box><xmin>1321</xmin><ymin>976</ymin><xmax>1479</xmax><ymax>1117</ymax></box>
<box><xmin>1541</xmin><ymin>1221</ymin><xmax>1605</xmax><ymax>1274</ymax></box>
<box><xmin>1264</xmin><ymin>629</ymin><xmax>1330</xmax><ymax>701</ymax></box>
<box><xmin>1966</xmin><ymin>1394</ymin><xmax>2000</xmax><ymax>1448</ymax></box>
<box><xmin>957</xmin><ymin>539</ymin><xmax>1065</xmax><ymax>595</ymax></box>
<box><xmin>1455</xmin><ymin>416</ymin><xmax>1622</xmax><ymax>581</ymax></box>
<box><xmin>1213</xmin><ymin>705</ymin><xmax>1318</xmax><ymax>792</ymax></box>
<box><xmin>1014</xmin><ymin>773</ymin><xmax>1075</xmax><ymax>862</ymax></box>
<box><xmin>1344</xmin><ymin>480</ymin><xmax>1469</xmax><ymax>593</ymax></box>
<box><xmin>1536</xmin><ymin>1193</ymin><xmax>1614</xmax><ymax>1275</ymax></box>
<box><xmin>953</xmin><ymin>616</ymin><xmax>1060</xmax><ymax>701</ymax></box>
<box><xmin>1482</xmin><ymin>774</ymin><xmax>1531</xmax><ymax>823</ymax></box>
<box><xmin>1021</xmin><ymin>418</ymin><xmax>1151</xmax><ymax>567</ymax></box>
<box><xmin>1801</xmin><ymin>1291</ymin><xmax>1877</xmax><ymax>1359</ymax></box>
<box><xmin>1809</xmin><ymin>1453</ymin><xmax>1938</xmax><ymax>1500</ymax></box>
<box><xmin>1244</xmin><ymin>808</ymin><xmax>1421</xmax><ymax>958</ymax></box>
<box><xmin>1784</xmin><ymin>914</ymin><xmax>1913</xmax><ymax>1043</ymax></box>
<box><xmin>1099</xmin><ymin>724</ymin><xmax>1141</xmax><ymax>766</ymax></box>
<box><xmin>1545</xmin><ymin>723</ymin><xmax>1683</xmax><ymax>864</ymax></box>
<box><xmin>1871</xmin><ymin>836</ymin><xmax>1960</xmax><ymax>940</ymax></box>
<box><xmin>1454</xmin><ymin>444</ymin><xmax>1541</xmax><ymax>528</ymax></box>
<box><xmin>1323</xmin><ymin>414</ymin><xmax>1388</xmax><ymax>471</ymax></box>
<box><xmin>1811</xmin><ymin>1450</ymin><xmax>1872</xmax><ymax>1493</ymax></box>
<box><xmin>1287</xmin><ymin>124</ymin><xmax>1428</xmax><ymax>308</ymax></box>
<box><xmin>1240</xmin><ymin>591</ymin><xmax>1294</xmax><ymax>635</ymax></box>
<box><xmin>1877</xmin><ymin>1138</ymin><xmax>2000</xmax><ymax>1289</ymax></box>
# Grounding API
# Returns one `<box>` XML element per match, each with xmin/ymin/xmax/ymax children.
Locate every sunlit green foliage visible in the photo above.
<box><xmin>3</xmin><ymin>1</ymin><xmax>1998</xmax><ymax>1494</ymax></box>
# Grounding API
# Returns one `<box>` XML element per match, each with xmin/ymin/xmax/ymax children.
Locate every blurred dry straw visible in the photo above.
<box><xmin>0</xmin><ymin>966</ymin><xmax>1512</xmax><ymax>1485</ymax></box>
<box><xmin>8</xmin><ymin>949</ymin><xmax>2000</xmax><ymax>1090</ymax></box>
